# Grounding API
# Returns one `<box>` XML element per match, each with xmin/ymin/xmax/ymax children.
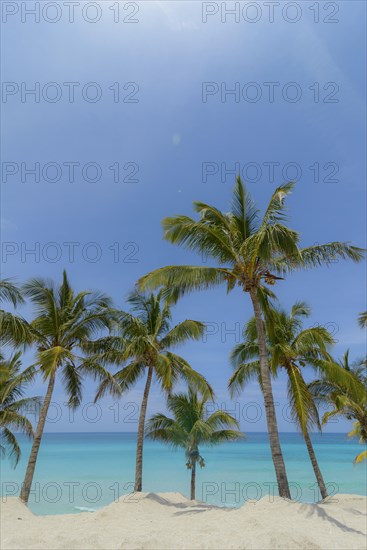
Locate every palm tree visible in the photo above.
<box><xmin>19</xmin><ymin>271</ymin><xmax>113</xmax><ymax>503</ymax></box>
<box><xmin>0</xmin><ymin>279</ymin><xmax>32</xmax><ymax>346</ymax></box>
<box><xmin>0</xmin><ymin>352</ymin><xmax>39</xmax><ymax>466</ymax></box>
<box><xmin>310</xmin><ymin>351</ymin><xmax>366</xmax><ymax>464</ymax></box>
<box><xmin>146</xmin><ymin>387</ymin><xmax>242</xmax><ymax>500</ymax></box>
<box><xmin>92</xmin><ymin>290</ymin><xmax>213</xmax><ymax>492</ymax></box>
<box><xmin>138</xmin><ymin>177</ymin><xmax>364</xmax><ymax>498</ymax></box>
<box><xmin>229</xmin><ymin>302</ymin><xmax>334</xmax><ymax>499</ymax></box>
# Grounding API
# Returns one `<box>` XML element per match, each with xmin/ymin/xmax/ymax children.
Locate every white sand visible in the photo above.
<box><xmin>1</xmin><ymin>492</ymin><xmax>366</xmax><ymax>550</ymax></box>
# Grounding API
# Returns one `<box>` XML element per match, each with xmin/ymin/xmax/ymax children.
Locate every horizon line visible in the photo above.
<box><xmin>26</xmin><ymin>431</ymin><xmax>351</xmax><ymax>435</ymax></box>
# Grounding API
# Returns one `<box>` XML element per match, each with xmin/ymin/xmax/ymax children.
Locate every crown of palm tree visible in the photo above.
<box><xmin>24</xmin><ymin>270</ymin><xmax>114</xmax><ymax>408</ymax></box>
<box><xmin>92</xmin><ymin>289</ymin><xmax>213</xmax><ymax>400</ymax></box>
<box><xmin>138</xmin><ymin>178</ymin><xmax>364</xmax><ymax>297</ymax></box>
<box><xmin>310</xmin><ymin>352</ymin><xmax>367</xmax><ymax>463</ymax></box>
<box><xmin>310</xmin><ymin>352</ymin><xmax>366</xmax><ymax>431</ymax></box>
<box><xmin>229</xmin><ymin>302</ymin><xmax>335</xmax><ymax>434</ymax></box>
<box><xmin>146</xmin><ymin>387</ymin><xmax>242</xmax><ymax>469</ymax></box>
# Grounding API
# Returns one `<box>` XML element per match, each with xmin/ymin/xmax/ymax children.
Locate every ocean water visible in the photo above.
<box><xmin>0</xmin><ymin>432</ymin><xmax>366</xmax><ymax>515</ymax></box>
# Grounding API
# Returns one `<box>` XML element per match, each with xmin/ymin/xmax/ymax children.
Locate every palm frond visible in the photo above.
<box><xmin>160</xmin><ymin>320</ymin><xmax>205</xmax><ymax>348</ymax></box>
<box><xmin>354</xmin><ymin>450</ymin><xmax>367</xmax><ymax>464</ymax></box>
<box><xmin>287</xmin><ymin>366</ymin><xmax>320</xmax><ymax>433</ymax></box>
<box><xmin>0</xmin><ymin>353</ymin><xmax>36</xmax><ymax>468</ymax></box>
<box><xmin>166</xmin><ymin>352</ymin><xmax>214</xmax><ymax>399</ymax></box>
<box><xmin>228</xmin><ymin>360</ymin><xmax>261</xmax><ymax>397</ymax></box>
<box><xmin>95</xmin><ymin>361</ymin><xmax>144</xmax><ymax>401</ymax></box>
<box><xmin>358</xmin><ymin>311</ymin><xmax>367</xmax><ymax>329</ymax></box>
<box><xmin>286</xmin><ymin>243</ymin><xmax>365</xmax><ymax>271</ymax></box>
<box><xmin>260</xmin><ymin>181</ymin><xmax>295</xmax><ymax>226</ymax></box>
<box><xmin>0</xmin><ymin>428</ymin><xmax>21</xmax><ymax>467</ymax></box>
<box><xmin>138</xmin><ymin>266</ymin><xmax>232</xmax><ymax>298</ymax></box>
<box><xmin>210</xmin><ymin>429</ymin><xmax>244</xmax><ymax>443</ymax></box>
<box><xmin>162</xmin><ymin>214</ymin><xmax>237</xmax><ymax>264</ymax></box>
<box><xmin>0</xmin><ymin>311</ymin><xmax>33</xmax><ymax>346</ymax></box>
<box><xmin>0</xmin><ymin>279</ymin><xmax>25</xmax><ymax>306</ymax></box>
<box><xmin>293</xmin><ymin>327</ymin><xmax>335</xmax><ymax>354</ymax></box>
<box><xmin>230</xmin><ymin>176</ymin><xmax>259</xmax><ymax>240</ymax></box>
<box><xmin>205</xmin><ymin>409</ymin><xmax>240</xmax><ymax>431</ymax></box>
<box><xmin>61</xmin><ymin>363</ymin><xmax>83</xmax><ymax>409</ymax></box>
<box><xmin>290</xmin><ymin>301</ymin><xmax>311</xmax><ymax>319</ymax></box>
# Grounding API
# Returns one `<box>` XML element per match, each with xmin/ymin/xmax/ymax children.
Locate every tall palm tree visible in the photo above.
<box><xmin>229</xmin><ymin>302</ymin><xmax>334</xmax><ymax>499</ymax></box>
<box><xmin>0</xmin><ymin>279</ymin><xmax>32</xmax><ymax>346</ymax></box>
<box><xmin>92</xmin><ymin>290</ymin><xmax>213</xmax><ymax>492</ymax></box>
<box><xmin>146</xmin><ymin>387</ymin><xmax>242</xmax><ymax>500</ymax></box>
<box><xmin>310</xmin><ymin>351</ymin><xmax>366</xmax><ymax>464</ymax></box>
<box><xmin>138</xmin><ymin>177</ymin><xmax>364</xmax><ymax>498</ymax></box>
<box><xmin>19</xmin><ymin>270</ymin><xmax>113</xmax><ymax>503</ymax></box>
<box><xmin>0</xmin><ymin>352</ymin><xmax>39</xmax><ymax>466</ymax></box>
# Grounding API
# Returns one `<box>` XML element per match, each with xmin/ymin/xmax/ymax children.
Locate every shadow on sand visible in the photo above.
<box><xmin>297</xmin><ymin>502</ymin><xmax>366</xmax><ymax>537</ymax></box>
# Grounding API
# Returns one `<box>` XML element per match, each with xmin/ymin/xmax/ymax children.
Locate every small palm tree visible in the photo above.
<box><xmin>0</xmin><ymin>352</ymin><xmax>39</xmax><ymax>466</ymax></box>
<box><xmin>229</xmin><ymin>302</ymin><xmax>334</xmax><ymax>499</ymax></box>
<box><xmin>19</xmin><ymin>271</ymin><xmax>114</xmax><ymax>503</ymax></box>
<box><xmin>0</xmin><ymin>279</ymin><xmax>32</xmax><ymax>346</ymax></box>
<box><xmin>138</xmin><ymin>177</ymin><xmax>364</xmax><ymax>498</ymax></box>
<box><xmin>146</xmin><ymin>388</ymin><xmax>242</xmax><ymax>500</ymax></box>
<box><xmin>92</xmin><ymin>290</ymin><xmax>213</xmax><ymax>492</ymax></box>
<box><xmin>310</xmin><ymin>351</ymin><xmax>366</xmax><ymax>464</ymax></box>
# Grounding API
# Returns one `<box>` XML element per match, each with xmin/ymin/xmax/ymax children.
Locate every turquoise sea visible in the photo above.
<box><xmin>1</xmin><ymin>432</ymin><xmax>366</xmax><ymax>515</ymax></box>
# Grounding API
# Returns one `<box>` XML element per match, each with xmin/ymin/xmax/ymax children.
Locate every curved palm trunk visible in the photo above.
<box><xmin>134</xmin><ymin>366</ymin><xmax>153</xmax><ymax>492</ymax></box>
<box><xmin>249</xmin><ymin>288</ymin><xmax>291</xmax><ymax>499</ymax></box>
<box><xmin>190</xmin><ymin>462</ymin><xmax>196</xmax><ymax>500</ymax></box>
<box><xmin>20</xmin><ymin>371</ymin><xmax>56</xmax><ymax>503</ymax></box>
<box><xmin>303</xmin><ymin>429</ymin><xmax>328</xmax><ymax>500</ymax></box>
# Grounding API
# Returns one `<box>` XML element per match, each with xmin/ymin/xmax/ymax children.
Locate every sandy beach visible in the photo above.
<box><xmin>1</xmin><ymin>492</ymin><xmax>366</xmax><ymax>550</ymax></box>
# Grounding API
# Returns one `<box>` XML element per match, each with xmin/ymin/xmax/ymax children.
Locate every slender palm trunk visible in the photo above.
<box><xmin>20</xmin><ymin>371</ymin><xmax>56</xmax><ymax>503</ymax></box>
<box><xmin>190</xmin><ymin>462</ymin><xmax>196</xmax><ymax>500</ymax></box>
<box><xmin>134</xmin><ymin>366</ymin><xmax>153</xmax><ymax>492</ymax></box>
<box><xmin>249</xmin><ymin>288</ymin><xmax>291</xmax><ymax>499</ymax></box>
<box><xmin>303</xmin><ymin>429</ymin><xmax>328</xmax><ymax>500</ymax></box>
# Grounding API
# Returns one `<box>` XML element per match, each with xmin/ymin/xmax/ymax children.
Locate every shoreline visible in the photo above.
<box><xmin>1</xmin><ymin>492</ymin><xmax>366</xmax><ymax>550</ymax></box>
<box><xmin>3</xmin><ymin>432</ymin><xmax>365</xmax><ymax>515</ymax></box>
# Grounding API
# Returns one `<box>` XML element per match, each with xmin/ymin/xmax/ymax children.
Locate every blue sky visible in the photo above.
<box><xmin>1</xmin><ymin>1</ymin><xmax>366</xmax><ymax>433</ymax></box>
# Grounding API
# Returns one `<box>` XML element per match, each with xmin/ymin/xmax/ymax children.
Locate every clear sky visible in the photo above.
<box><xmin>1</xmin><ymin>1</ymin><xmax>366</xmax><ymax>433</ymax></box>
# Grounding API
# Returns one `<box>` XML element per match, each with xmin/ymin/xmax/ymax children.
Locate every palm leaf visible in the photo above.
<box><xmin>230</xmin><ymin>176</ymin><xmax>259</xmax><ymax>240</ymax></box>
<box><xmin>0</xmin><ymin>428</ymin><xmax>21</xmax><ymax>467</ymax></box>
<box><xmin>138</xmin><ymin>266</ymin><xmax>232</xmax><ymax>298</ymax></box>
<box><xmin>228</xmin><ymin>360</ymin><xmax>261</xmax><ymax>397</ymax></box>
<box><xmin>160</xmin><ymin>320</ymin><xmax>205</xmax><ymax>348</ymax></box>
<box><xmin>358</xmin><ymin>312</ymin><xmax>367</xmax><ymax>329</ymax></box>
<box><xmin>260</xmin><ymin>181</ymin><xmax>295</xmax><ymax>226</ymax></box>
<box><xmin>287</xmin><ymin>366</ymin><xmax>320</xmax><ymax>433</ymax></box>
<box><xmin>0</xmin><ymin>279</ymin><xmax>25</xmax><ymax>306</ymax></box>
